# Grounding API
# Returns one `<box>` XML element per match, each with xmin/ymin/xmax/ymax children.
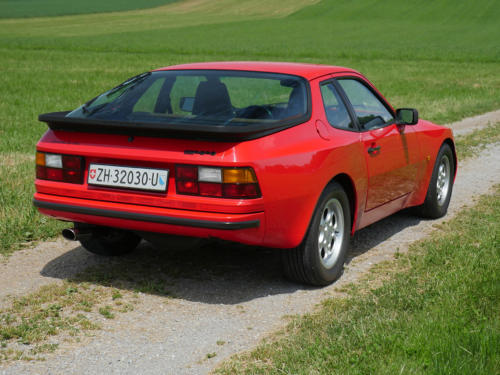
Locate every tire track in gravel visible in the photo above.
<box><xmin>1</xmin><ymin>112</ymin><xmax>499</xmax><ymax>375</ymax></box>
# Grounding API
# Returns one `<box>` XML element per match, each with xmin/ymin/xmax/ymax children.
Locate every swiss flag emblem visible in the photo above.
<box><xmin>89</xmin><ymin>169</ymin><xmax>96</xmax><ymax>179</ymax></box>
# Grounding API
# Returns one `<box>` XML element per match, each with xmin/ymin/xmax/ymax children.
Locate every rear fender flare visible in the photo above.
<box><xmin>299</xmin><ymin>173</ymin><xmax>358</xmax><ymax>246</ymax></box>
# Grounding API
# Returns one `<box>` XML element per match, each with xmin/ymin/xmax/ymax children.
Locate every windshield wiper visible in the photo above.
<box><xmin>106</xmin><ymin>72</ymin><xmax>151</xmax><ymax>97</ymax></box>
<box><xmin>81</xmin><ymin>95</ymin><xmax>99</xmax><ymax>114</ymax></box>
<box><xmin>83</xmin><ymin>102</ymin><xmax>110</xmax><ymax>117</ymax></box>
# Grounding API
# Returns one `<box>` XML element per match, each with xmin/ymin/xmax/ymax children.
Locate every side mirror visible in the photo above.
<box><xmin>180</xmin><ymin>97</ymin><xmax>195</xmax><ymax>112</ymax></box>
<box><xmin>396</xmin><ymin>108</ymin><xmax>418</xmax><ymax>125</ymax></box>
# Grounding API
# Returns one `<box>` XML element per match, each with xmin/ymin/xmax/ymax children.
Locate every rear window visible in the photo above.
<box><xmin>67</xmin><ymin>70</ymin><xmax>309</xmax><ymax>127</ymax></box>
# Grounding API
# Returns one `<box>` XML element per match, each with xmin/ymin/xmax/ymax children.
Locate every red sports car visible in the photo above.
<box><xmin>34</xmin><ymin>62</ymin><xmax>456</xmax><ymax>285</ymax></box>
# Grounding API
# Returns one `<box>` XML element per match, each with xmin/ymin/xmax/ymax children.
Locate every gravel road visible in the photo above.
<box><xmin>1</xmin><ymin>113</ymin><xmax>499</xmax><ymax>375</ymax></box>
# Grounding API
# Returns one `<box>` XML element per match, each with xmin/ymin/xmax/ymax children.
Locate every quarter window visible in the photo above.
<box><xmin>338</xmin><ymin>79</ymin><xmax>394</xmax><ymax>130</ymax></box>
<box><xmin>320</xmin><ymin>83</ymin><xmax>354</xmax><ymax>129</ymax></box>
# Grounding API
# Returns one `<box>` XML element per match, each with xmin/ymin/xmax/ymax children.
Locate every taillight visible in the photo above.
<box><xmin>36</xmin><ymin>152</ymin><xmax>84</xmax><ymax>184</ymax></box>
<box><xmin>176</xmin><ymin>165</ymin><xmax>261</xmax><ymax>199</ymax></box>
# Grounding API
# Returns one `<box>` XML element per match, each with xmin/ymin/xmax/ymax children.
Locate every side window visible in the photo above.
<box><xmin>319</xmin><ymin>83</ymin><xmax>354</xmax><ymax>129</ymax></box>
<box><xmin>338</xmin><ymin>79</ymin><xmax>394</xmax><ymax>130</ymax></box>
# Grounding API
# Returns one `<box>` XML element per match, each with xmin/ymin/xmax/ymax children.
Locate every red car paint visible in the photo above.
<box><xmin>34</xmin><ymin>62</ymin><xmax>456</xmax><ymax>249</ymax></box>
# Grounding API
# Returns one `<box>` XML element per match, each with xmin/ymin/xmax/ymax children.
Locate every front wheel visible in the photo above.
<box><xmin>416</xmin><ymin>143</ymin><xmax>455</xmax><ymax>219</ymax></box>
<box><xmin>281</xmin><ymin>182</ymin><xmax>351</xmax><ymax>286</ymax></box>
<box><xmin>77</xmin><ymin>225</ymin><xmax>141</xmax><ymax>256</ymax></box>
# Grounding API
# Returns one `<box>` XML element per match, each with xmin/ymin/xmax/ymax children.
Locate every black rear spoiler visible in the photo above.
<box><xmin>38</xmin><ymin>111</ymin><xmax>310</xmax><ymax>142</ymax></box>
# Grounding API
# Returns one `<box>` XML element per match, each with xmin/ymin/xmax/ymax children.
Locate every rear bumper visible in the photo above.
<box><xmin>33</xmin><ymin>199</ymin><xmax>259</xmax><ymax>230</ymax></box>
<box><xmin>33</xmin><ymin>193</ymin><xmax>265</xmax><ymax>245</ymax></box>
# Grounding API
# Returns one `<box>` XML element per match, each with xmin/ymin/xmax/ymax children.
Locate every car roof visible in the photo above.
<box><xmin>154</xmin><ymin>61</ymin><xmax>360</xmax><ymax>81</ymax></box>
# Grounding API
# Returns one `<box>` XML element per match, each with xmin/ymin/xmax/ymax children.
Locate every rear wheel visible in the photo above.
<box><xmin>416</xmin><ymin>144</ymin><xmax>455</xmax><ymax>219</ymax></box>
<box><xmin>77</xmin><ymin>225</ymin><xmax>141</xmax><ymax>256</ymax></box>
<box><xmin>282</xmin><ymin>182</ymin><xmax>351</xmax><ymax>286</ymax></box>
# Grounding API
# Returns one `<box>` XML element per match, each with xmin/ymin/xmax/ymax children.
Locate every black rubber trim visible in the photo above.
<box><xmin>33</xmin><ymin>199</ymin><xmax>260</xmax><ymax>230</ymax></box>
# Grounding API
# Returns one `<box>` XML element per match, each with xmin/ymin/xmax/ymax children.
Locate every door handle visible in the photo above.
<box><xmin>368</xmin><ymin>145</ymin><xmax>381</xmax><ymax>154</ymax></box>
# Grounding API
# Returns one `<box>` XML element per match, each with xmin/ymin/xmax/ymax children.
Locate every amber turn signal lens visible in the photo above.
<box><xmin>222</xmin><ymin>168</ymin><xmax>257</xmax><ymax>184</ymax></box>
<box><xmin>36</xmin><ymin>152</ymin><xmax>45</xmax><ymax>166</ymax></box>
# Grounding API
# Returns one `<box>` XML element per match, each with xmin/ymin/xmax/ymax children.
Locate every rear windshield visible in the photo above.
<box><xmin>67</xmin><ymin>70</ymin><xmax>309</xmax><ymax>127</ymax></box>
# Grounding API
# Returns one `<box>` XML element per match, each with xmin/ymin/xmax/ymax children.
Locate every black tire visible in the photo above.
<box><xmin>78</xmin><ymin>226</ymin><xmax>141</xmax><ymax>256</ymax></box>
<box><xmin>281</xmin><ymin>182</ymin><xmax>351</xmax><ymax>286</ymax></box>
<box><xmin>416</xmin><ymin>143</ymin><xmax>455</xmax><ymax>219</ymax></box>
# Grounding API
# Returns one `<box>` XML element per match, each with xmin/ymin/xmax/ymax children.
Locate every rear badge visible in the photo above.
<box><xmin>184</xmin><ymin>150</ymin><xmax>216</xmax><ymax>156</ymax></box>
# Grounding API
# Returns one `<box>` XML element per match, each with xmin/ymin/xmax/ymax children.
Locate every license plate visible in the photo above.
<box><xmin>88</xmin><ymin>164</ymin><xmax>168</xmax><ymax>192</ymax></box>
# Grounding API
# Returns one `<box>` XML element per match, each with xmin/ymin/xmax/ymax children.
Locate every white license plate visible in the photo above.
<box><xmin>87</xmin><ymin>164</ymin><xmax>168</xmax><ymax>192</ymax></box>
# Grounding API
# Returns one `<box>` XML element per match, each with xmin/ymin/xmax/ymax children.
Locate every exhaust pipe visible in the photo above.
<box><xmin>62</xmin><ymin>228</ymin><xmax>78</xmax><ymax>241</ymax></box>
<box><xmin>62</xmin><ymin>228</ymin><xmax>92</xmax><ymax>241</ymax></box>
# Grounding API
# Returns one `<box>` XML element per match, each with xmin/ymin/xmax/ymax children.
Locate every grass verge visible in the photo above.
<box><xmin>0</xmin><ymin>280</ymin><xmax>138</xmax><ymax>362</ymax></box>
<box><xmin>454</xmin><ymin>122</ymin><xmax>500</xmax><ymax>159</ymax></box>
<box><xmin>216</xmin><ymin>186</ymin><xmax>500</xmax><ymax>374</ymax></box>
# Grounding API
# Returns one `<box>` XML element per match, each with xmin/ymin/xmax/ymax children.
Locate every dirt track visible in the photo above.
<box><xmin>1</xmin><ymin>112</ymin><xmax>499</xmax><ymax>375</ymax></box>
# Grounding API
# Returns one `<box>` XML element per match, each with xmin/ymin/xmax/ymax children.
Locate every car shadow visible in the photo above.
<box><xmin>348</xmin><ymin>208</ymin><xmax>423</xmax><ymax>261</ymax></box>
<box><xmin>41</xmin><ymin>209</ymin><xmax>423</xmax><ymax>305</ymax></box>
<box><xmin>41</xmin><ymin>240</ymin><xmax>312</xmax><ymax>304</ymax></box>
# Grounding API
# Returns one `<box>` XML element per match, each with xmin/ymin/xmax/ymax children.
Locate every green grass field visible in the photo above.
<box><xmin>0</xmin><ymin>0</ymin><xmax>499</xmax><ymax>254</ymax></box>
<box><xmin>0</xmin><ymin>0</ymin><xmax>178</xmax><ymax>19</ymax></box>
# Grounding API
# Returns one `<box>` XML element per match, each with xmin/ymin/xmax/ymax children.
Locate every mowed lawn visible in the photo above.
<box><xmin>0</xmin><ymin>0</ymin><xmax>499</xmax><ymax>254</ymax></box>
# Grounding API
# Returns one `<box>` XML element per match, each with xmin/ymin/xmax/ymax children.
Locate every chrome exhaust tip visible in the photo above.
<box><xmin>62</xmin><ymin>228</ymin><xmax>78</xmax><ymax>241</ymax></box>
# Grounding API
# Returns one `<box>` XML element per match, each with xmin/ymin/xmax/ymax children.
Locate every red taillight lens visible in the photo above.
<box><xmin>176</xmin><ymin>166</ymin><xmax>198</xmax><ymax>180</ymax></box>
<box><xmin>176</xmin><ymin>165</ymin><xmax>199</xmax><ymax>195</ymax></box>
<box><xmin>46</xmin><ymin>167</ymin><xmax>63</xmax><ymax>181</ymax></box>
<box><xmin>36</xmin><ymin>165</ymin><xmax>46</xmax><ymax>179</ymax></box>
<box><xmin>62</xmin><ymin>155</ymin><xmax>82</xmax><ymax>169</ymax></box>
<box><xmin>63</xmin><ymin>169</ymin><xmax>83</xmax><ymax>183</ymax></box>
<box><xmin>223</xmin><ymin>183</ymin><xmax>260</xmax><ymax>198</ymax></box>
<box><xmin>176</xmin><ymin>180</ymin><xmax>198</xmax><ymax>194</ymax></box>
<box><xmin>199</xmin><ymin>182</ymin><xmax>223</xmax><ymax>197</ymax></box>
<box><xmin>36</xmin><ymin>152</ymin><xmax>84</xmax><ymax>184</ymax></box>
<box><xmin>175</xmin><ymin>165</ymin><xmax>261</xmax><ymax>199</ymax></box>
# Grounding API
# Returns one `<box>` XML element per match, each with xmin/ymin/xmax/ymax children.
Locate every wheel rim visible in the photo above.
<box><xmin>317</xmin><ymin>198</ymin><xmax>344</xmax><ymax>269</ymax></box>
<box><xmin>436</xmin><ymin>155</ymin><xmax>451</xmax><ymax>206</ymax></box>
